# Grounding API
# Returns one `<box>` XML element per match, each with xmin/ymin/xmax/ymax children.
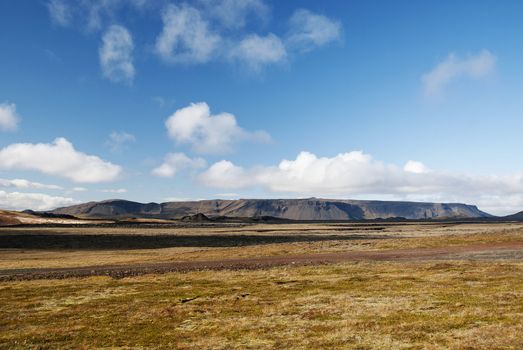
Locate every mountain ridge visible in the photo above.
<box><xmin>503</xmin><ymin>211</ymin><xmax>523</xmax><ymax>221</ymax></box>
<box><xmin>49</xmin><ymin>198</ymin><xmax>493</xmax><ymax>220</ymax></box>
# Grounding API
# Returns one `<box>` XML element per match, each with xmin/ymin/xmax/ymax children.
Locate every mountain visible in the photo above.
<box><xmin>48</xmin><ymin>198</ymin><xmax>492</xmax><ymax>220</ymax></box>
<box><xmin>503</xmin><ymin>211</ymin><xmax>523</xmax><ymax>221</ymax></box>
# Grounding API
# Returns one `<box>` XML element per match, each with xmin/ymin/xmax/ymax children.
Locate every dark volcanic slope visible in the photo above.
<box><xmin>49</xmin><ymin>198</ymin><xmax>492</xmax><ymax>220</ymax></box>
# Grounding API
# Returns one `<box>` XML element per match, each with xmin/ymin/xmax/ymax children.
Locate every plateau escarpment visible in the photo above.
<box><xmin>49</xmin><ymin>198</ymin><xmax>492</xmax><ymax>220</ymax></box>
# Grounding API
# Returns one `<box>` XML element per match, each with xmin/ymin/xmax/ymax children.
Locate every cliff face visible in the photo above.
<box><xmin>49</xmin><ymin>198</ymin><xmax>492</xmax><ymax>220</ymax></box>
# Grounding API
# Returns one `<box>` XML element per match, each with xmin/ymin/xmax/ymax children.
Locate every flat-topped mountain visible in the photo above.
<box><xmin>48</xmin><ymin>198</ymin><xmax>492</xmax><ymax>220</ymax></box>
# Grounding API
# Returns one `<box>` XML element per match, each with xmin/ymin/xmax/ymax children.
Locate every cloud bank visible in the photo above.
<box><xmin>0</xmin><ymin>191</ymin><xmax>77</xmax><ymax>211</ymax></box>
<box><xmin>0</xmin><ymin>138</ymin><xmax>122</xmax><ymax>183</ymax></box>
<box><xmin>199</xmin><ymin>150</ymin><xmax>523</xmax><ymax>215</ymax></box>
<box><xmin>0</xmin><ymin>178</ymin><xmax>62</xmax><ymax>190</ymax></box>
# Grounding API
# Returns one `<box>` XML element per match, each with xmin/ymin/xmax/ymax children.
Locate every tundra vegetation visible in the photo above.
<box><xmin>1</xmin><ymin>222</ymin><xmax>522</xmax><ymax>349</ymax></box>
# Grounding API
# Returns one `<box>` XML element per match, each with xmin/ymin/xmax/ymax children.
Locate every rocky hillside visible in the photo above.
<box><xmin>49</xmin><ymin>198</ymin><xmax>492</xmax><ymax>220</ymax></box>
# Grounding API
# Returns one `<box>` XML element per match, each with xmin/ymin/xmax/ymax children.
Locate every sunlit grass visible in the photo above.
<box><xmin>1</xmin><ymin>222</ymin><xmax>522</xmax><ymax>349</ymax></box>
<box><xmin>1</xmin><ymin>260</ymin><xmax>522</xmax><ymax>349</ymax></box>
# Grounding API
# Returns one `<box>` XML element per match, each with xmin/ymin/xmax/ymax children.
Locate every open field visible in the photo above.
<box><xmin>1</xmin><ymin>222</ymin><xmax>523</xmax><ymax>348</ymax></box>
<box><xmin>1</xmin><ymin>222</ymin><xmax>523</xmax><ymax>272</ymax></box>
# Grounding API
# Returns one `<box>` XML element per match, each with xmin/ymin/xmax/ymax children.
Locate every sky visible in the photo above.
<box><xmin>1</xmin><ymin>0</ymin><xmax>523</xmax><ymax>215</ymax></box>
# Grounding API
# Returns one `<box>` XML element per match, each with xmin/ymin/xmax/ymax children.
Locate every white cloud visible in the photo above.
<box><xmin>106</xmin><ymin>131</ymin><xmax>136</xmax><ymax>152</ymax></box>
<box><xmin>403</xmin><ymin>160</ymin><xmax>429</xmax><ymax>174</ymax></box>
<box><xmin>47</xmin><ymin>0</ymin><xmax>71</xmax><ymax>26</ymax></box>
<box><xmin>200</xmin><ymin>0</ymin><xmax>269</xmax><ymax>29</ymax></box>
<box><xmin>286</xmin><ymin>9</ymin><xmax>342</xmax><ymax>52</ymax></box>
<box><xmin>0</xmin><ymin>178</ymin><xmax>62</xmax><ymax>190</ymax></box>
<box><xmin>48</xmin><ymin>2</ymin><xmax>343</xmax><ymax>75</ymax></box>
<box><xmin>230</xmin><ymin>33</ymin><xmax>287</xmax><ymax>71</ymax></box>
<box><xmin>199</xmin><ymin>150</ymin><xmax>523</xmax><ymax>215</ymax></box>
<box><xmin>155</xmin><ymin>3</ymin><xmax>282</xmax><ymax>70</ymax></box>
<box><xmin>199</xmin><ymin>160</ymin><xmax>251</xmax><ymax>188</ymax></box>
<box><xmin>152</xmin><ymin>152</ymin><xmax>206</xmax><ymax>178</ymax></box>
<box><xmin>0</xmin><ymin>138</ymin><xmax>122</xmax><ymax>183</ymax></box>
<box><xmin>165</xmin><ymin>102</ymin><xmax>271</xmax><ymax>154</ymax></box>
<box><xmin>422</xmin><ymin>49</ymin><xmax>496</xmax><ymax>97</ymax></box>
<box><xmin>153</xmin><ymin>4</ymin><xmax>343</xmax><ymax>71</ymax></box>
<box><xmin>199</xmin><ymin>151</ymin><xmax>422</xmax><ymax>194</ymax></box>
<box><xmin>99</xmin><ymin>188</ymin><xmax>127</xmax><ymax>193</ymax></box>
<box><xmin>155</xmin><ymin>4</ymin><xmax>222</xmax><ymax>64</ymax></box>
<box><xmin>0</xmin><ymin>191</ymin><xmax>77</xmax><ymax>211</ymax></box>
<box><xmin>99</xmin><ymin>25</ymin><xmax>135</xmax><ymax>84</ymax></box>
<box><xmin>0</xmin><ymin>102</ymin><xmax>20</xmax><ymax>132</ymax></box>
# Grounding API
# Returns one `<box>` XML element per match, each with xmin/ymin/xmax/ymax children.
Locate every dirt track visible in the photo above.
<box><xmin>1</xmin><ymin>241</ymin><xmax>522</xmax><ymax>281</ymax></box>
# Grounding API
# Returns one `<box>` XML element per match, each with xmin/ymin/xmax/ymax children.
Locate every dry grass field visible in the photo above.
<box><xmin>1</xmin><ymin>222</ymin><xmax>522</xmax><ymax>349</ymax></box>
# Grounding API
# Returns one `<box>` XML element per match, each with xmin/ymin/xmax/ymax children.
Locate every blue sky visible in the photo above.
<box><xmin>1</xmin><ymin>0</ymin><xmax>523</xmax><ymax>215</ymax></box>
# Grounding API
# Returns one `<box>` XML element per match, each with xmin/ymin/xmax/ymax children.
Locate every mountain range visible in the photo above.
<box><xmin>48</xmin><ymin>198</ymin><xmax>493</xmax><ymax>220</ymax></box>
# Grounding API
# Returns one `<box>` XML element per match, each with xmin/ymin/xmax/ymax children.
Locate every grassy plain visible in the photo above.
<box><xmin>1</xmin><ymin>222</ymin><xmax>522</xmax><ymax>349</ymax></box>
<box><xmin>1</xmin><ymin>222</ymin><xmax>522</xmax><ymax>270</ymax></box>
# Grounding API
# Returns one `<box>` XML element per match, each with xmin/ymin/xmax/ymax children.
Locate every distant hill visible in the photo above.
<box><xmin>0</xmin><ymin>209</ymin><xmax>91</xmax><ymax>226</ymax></box>
<box><xmin>0</xmin><ymin>210</ymin><xmax>23</xmax><ymax>226</ymax></box>
<box><xmin>503</xmin><ymin>211</ymin><xmax>523</xmax><ymax>221</ymax></box>
<box><xmin>48</xmin><ymin>198</ymin><xmax>492</xmax><ymax>221</ymax></box>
